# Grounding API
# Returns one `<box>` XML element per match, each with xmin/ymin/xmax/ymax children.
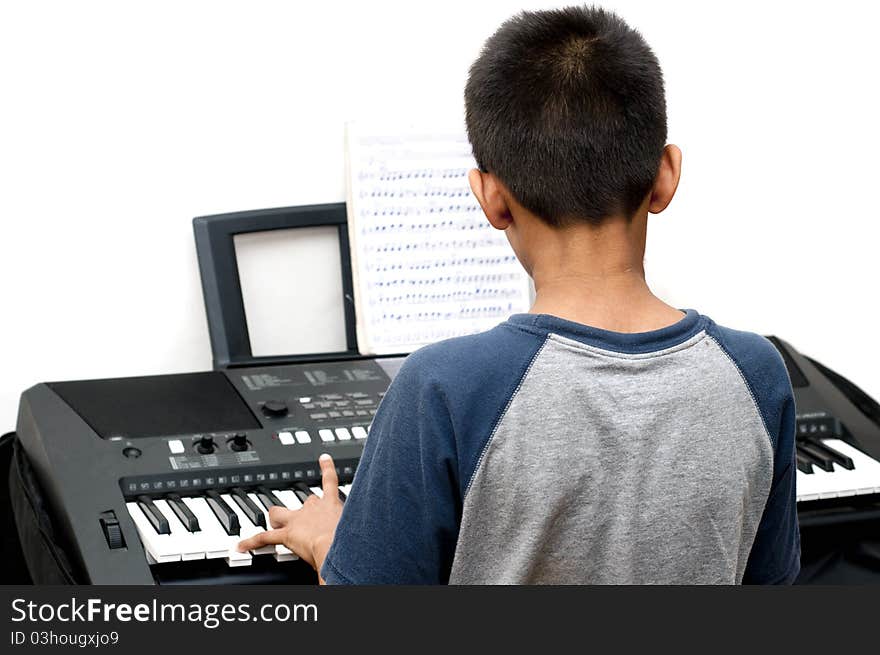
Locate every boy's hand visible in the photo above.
<box><xmin>236</xmin><ymin>454</ymin><xmax>342</xmax><ymax>578</ymax></box>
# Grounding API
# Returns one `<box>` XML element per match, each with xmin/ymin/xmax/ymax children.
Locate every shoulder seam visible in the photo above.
<box><xmin>705</xmin><ymin>333</ymin><xmax>775</xmax><ymax>452</ymax></box>
<box><xmin>462</xmin><ymin>335</ymin><xmax>549</xmax><ymax>498</ymax></box>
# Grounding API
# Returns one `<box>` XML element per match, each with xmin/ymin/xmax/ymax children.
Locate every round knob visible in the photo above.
<box><xmin>229</xmin><ymin>433</ymin><xmax>249</xmax><ymax>452</ymax></box>
<box><xmin>196</xmin><ymin>435</ymin><xmax>215</xmax><ymax>454</ymax></box>
<box><xmin>262</xmin><ymin>400</ymin><xmax>288</xmax><ymax>417</ymax></box>
<box><xmin>122</xmin><ymin>446</ymin><xmax>141</xmax><ymax>459</ymax></box>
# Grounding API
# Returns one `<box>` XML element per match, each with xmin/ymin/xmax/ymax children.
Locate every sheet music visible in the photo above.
<box><xmin>345</xmin><ymin>123</ymin><xmax>532</xmax><ymax>355</ymax></box>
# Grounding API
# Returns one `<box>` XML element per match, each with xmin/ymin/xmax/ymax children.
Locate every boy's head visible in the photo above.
<box><xmin>465</xmin><ymin>6</ymin><xmax>678</xmax><ymax>235</ymax></box>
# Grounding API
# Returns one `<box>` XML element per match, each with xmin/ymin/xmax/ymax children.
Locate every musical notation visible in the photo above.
<box><xmin>345</xmin><ymin>124</ymin><xmax>532</xmax><ymax>355</ymax></box>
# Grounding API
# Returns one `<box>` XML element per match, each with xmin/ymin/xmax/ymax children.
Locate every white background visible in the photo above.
<box><xmin>1</xmin><ymin>0</ymin><xmax>878</xmax><ymax>431</ymax></box>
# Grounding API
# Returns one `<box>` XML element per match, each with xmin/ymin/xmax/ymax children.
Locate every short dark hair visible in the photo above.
<box><xmin>465</xmin><ymin>6</ymin><xmax>667</xmax><ymax>226</ymax></box>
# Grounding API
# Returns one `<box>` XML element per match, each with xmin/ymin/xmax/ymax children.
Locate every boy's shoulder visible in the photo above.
<box><xmin>702</xmin><ymin>318</ymin><xmax>795</xmax><ymax>445</ymax></box>
<box><xmin>395</xmin><ymin>319</ymin><xmax>546</xmax><ymax>400</ymax></box>
<box><xmin>703</xmin><ymin>320</ymin><xmax>792</xmax><ymax>398</ymax></box>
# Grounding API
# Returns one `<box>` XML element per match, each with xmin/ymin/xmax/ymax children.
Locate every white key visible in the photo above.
<box><xmin>275</xmin><ymin>489</ymin><xmax>304</xmax><ymax>510</ymax></box>
<box><xmin>825</xmin><ymin>439</ymin><xmax>880</xmax><ymax>495</ymax></box>
<box><xmin>248</xmin><ymin>492</ymin><xmax>297</xmax><ymax>561</ymax></box>
<box><xmin>153</xmin><ymin>499</ymin><xmax>204</xmax><ymax>561</ymax></box>
<box><xmin>319</xmin><ymin>429</ymin><xmax>334</xmax><ymax>442</ymax></box>
<box><xmin>295</xmin><ymin>430</ymin><xmax>311</xmax><ymax>444</ymax></box>
<box><xmin>340</xmin><ymin>484</ymin><xmax>353</xmax><ymax>497</ymax></box>
<box><xmin>335</xmin><ymin>427</ymin><xmax>352</xmax><ymax>441</ymax></box>
<box><xmin>352</xmin><ymin>426</ymin><xmax>368</xmax><ymax>440</ymax></box>
<box><xmin>797</xmin><ymin>439</ymin><xmax>880</xmax><ymax>501</ymax></box>
<box><xmin>309</xmin><ymin>486</ymin><xmax>323</xmax><ymax>498</ymax></box>
<box><xmin>126</xmin><ymin>502</ymin><xmax>181</xmax><ymax>564</ymax></box>
<box><xmin>222</xmin><ymin>493</ymin><xmax>275</xmax><ymax>556</ymax></box>
<box><xmin>182</xmin><ymin>497</ymin><xmax>251</xmax><ymax>565</ymax></box>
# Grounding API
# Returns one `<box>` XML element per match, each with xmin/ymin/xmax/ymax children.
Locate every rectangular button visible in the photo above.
<box><xmin>310</xmin><ymin>413</ymin><xmax>328</xmax><ymax>419</ymax></box>
<box><xmin>295</xmin><ymin>430</ymin><xmax>311</xmax><ymax>444</ymax></box>
<box><xmin>168</xmin><ymin>439</ymin><xmax>185</xmax><ymax>454</ymax></box>
<box><xmin>278</xmin><ymin>431</ymin><xmax>295</xmax><ymax>445</ymax></box>
<box><xmin>352</xmin><ymin>426</ymin><xmax>368</xmax><ymax>440</ymax></box>
<box><xmin>319</xmin><ymin>429</ymin><xmax>334</xmax><ymax>443</ymax></box>
<box><xmin>335</xmin><ymin>427</ymin><xmax>352</xmax><ymax>441</ymax></box>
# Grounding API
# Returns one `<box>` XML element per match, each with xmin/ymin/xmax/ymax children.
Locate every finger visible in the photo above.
<box><xmin>268</xmin><ymin>505</ymin><xmax>293</xmax><ymax>529</ymax></box>
<box><xmin>319</xmin><ymin>453</ymin><xmax>339</xmax><ymax>500</ymax></box>
<box><xmin>237</xmin><ymin>528</ymin><xmax>286</xmax><ymax>553</ymax></box>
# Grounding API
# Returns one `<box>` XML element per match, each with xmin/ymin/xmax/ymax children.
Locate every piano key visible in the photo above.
<box><xmin>126</xmin><ymin>502</ymin><xmax>181</xmax><ymax>564</ymax></box>
<box><xmin>182</xmin><ymin>497</ymin><xmax>251</xmax><ymax>566</ymax></box>
<box><xmin>796</xmin><ymin>439</ymin><xmax>880</xmax><ymax>502</ymax></box>
<box><xmin>309</xmin><ymin>485</ymin><xmax>324</xmax><ymax>498</ymax></box>
<box><xmin>223</xmin><ymin>493</ymin><xmax>275</xmax><ymax>556</ymax></box>
<box><xmin>230</xmin><ymin>487</ymin><xmax>267</xmax><ymax>529</ymax></box>
<box><xmin>247</xmin><ymin>492</ymin><xmax>297</xmax><ymax>562</ymax></box>
<box><xmin>810</xmin><ymin>440</ymin><xmax>855</xmax><ymax>470</ymax></box>
<box><xmin>797</xmin><ymin>442</ymin><xmax>835</xmax><ymax>472</ymax></box>
<box><xmin>205</xmin><ymin>490</ymin><xmax>240</xmax><ymax>536</ymax></box>
<box><xmin>275</xmin><ymin>489</ymin><xmax>304</xmax><ymax>511</ymax></box>
<box><xmin>796</xmin><ymin>452</ymin><xmax>814</xmax><ymax>474</ymax></box>
<box><xmin>136</xmin><ymin>495</ymin><xmax>170</xmax><ymax>535</ymax></box>
<box><xmin>165</xmin><ymin>494</ymin><xmax>200</xmax><ymax>532</ymax></box>
<box><xmin>255</xmin><ymin>486</ymin><xmax>284</xmax><ymax>509</ymax></box>
<box><xmin>340</xmin><ymin>484</ymin><xmax>353</xmax><ymax>496</ymax></box>
<box><xmin>292</xmin><ymin>482</ymin><xmax>314</xmax><ymax>503</ymax></box>
<box><xmin>822</xmin><ymin>439</ymin><xmax>880</xmax><ymax>495</ymax></box>
<box><xmin>153</xmin><ymin>499</ymin><xmax>204</xmax><ymax>561</ymax></box>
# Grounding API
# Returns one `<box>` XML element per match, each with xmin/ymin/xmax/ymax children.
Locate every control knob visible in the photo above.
<box><xmin>196</xmin><ymin>435</ymin><xmax>216</xmax><ymax>455</ymax></box>
<box><xmin>229</xmin><ymin>433</ymin><xmax>249</xmax><ymax>452</ymax></box>
<box><xmin>262</xmin><ymin>400</ymin><xmax>288</xmax><ymax>418</ymax></box>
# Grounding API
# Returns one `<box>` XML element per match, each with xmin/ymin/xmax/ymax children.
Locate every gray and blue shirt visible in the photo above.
<box><xmin>322</xmin><ymin>310</ymin><xmax>800</xmax><ymax>584</ymax></box>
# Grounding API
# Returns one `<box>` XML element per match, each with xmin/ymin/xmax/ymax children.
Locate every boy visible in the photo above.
<box><xmin>238</xmin><ymin>5</ymin><xmax>799</xmax><ymax>584</ymax></box>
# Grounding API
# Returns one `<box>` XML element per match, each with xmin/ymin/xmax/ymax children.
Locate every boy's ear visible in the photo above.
<box><xmin>647</xmin><ymin>145</ymin><xmax>683</xmax><ymax>215</ymax></box>
<box><xmin>468</xmin><ymin>169</ymin><xmax>514</xmax><ymax>230</ymax></box>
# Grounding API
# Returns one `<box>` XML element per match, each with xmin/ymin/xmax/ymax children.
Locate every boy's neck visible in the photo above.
<box><xmin>524</xmin><ymin>216</ymin><xmax>684</xmax><ymax>333</ymax></box>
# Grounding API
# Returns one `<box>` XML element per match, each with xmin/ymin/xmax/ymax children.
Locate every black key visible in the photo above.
<box><xmin>166</xmin><ymin>494</ymin><xmax>200</xmax><ymax>532</ymax></box>
<box><xmin>205</xmin><ymin>490</ymin><xmax>240</xmax><ymax>536</ymax></box>
<box><xmin>230</xmin><ymin>487</ymin><xmax>266</xmax><ymax>529</ymax></box>
<box><xmin>796</xmin><ymin>452</ymin><xmax>814</xmax><ymax>474</ymax></box>
<box><xmin>136</xmin><ymin>495</ymin><xmax>170</xmax><ymax>535</ymax></box>
<box><xmin>797</xmin><ymin>442</ymin><xmax>835</xmax><ymax>472</ymax></box>
<box><xmin>292</xmin><ymin>482</ymin><xmax>314</xmax><ymax>503</ymax></box>
<box><xmin>338</xmin><ymin>488</ymin><xmax>347</xmax><ymax>502</ymax></box>
<box><xmin>256</xmin><ymin>487</ymin><xmax>283</xmax><ymax>509</ymax></box>
<box><xmin>812</xmin><ymin>440</ymin><xmax>855</xmax><ymax>470</ymax></box>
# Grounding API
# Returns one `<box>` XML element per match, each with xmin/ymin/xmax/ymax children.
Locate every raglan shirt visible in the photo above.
<box><xmin>320</xmin><ymin>310</ymin><xmax>800</xmax><ymax>584</ymax></box>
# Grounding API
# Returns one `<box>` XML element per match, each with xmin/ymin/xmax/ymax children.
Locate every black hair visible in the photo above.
<box><xmin>465</xmin><ymin>5</ymin><xmax>667</xmax><ymax>226</ymax></box>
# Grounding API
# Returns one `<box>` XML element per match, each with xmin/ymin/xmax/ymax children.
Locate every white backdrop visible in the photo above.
<box><xmin>1</xmin><ymin>0</ymin><xmax>878</xmax><ymax>431</ymax></box>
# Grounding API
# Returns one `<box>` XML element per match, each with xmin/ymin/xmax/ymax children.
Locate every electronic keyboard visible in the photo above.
<box><xmin>766</xmin><ymin>337</ymin><xmax>880</xmax><ymax>524</ymax></box>
<box><xmin>14</xmin><ymin>356</ymin><xmax>403</xmax><ymax>584</ymax></box>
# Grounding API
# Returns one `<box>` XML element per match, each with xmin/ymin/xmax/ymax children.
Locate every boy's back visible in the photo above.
<box><xmin>238</xmin><ymin>6</ymin><xmax>800</xmax><ymax>584</ymax></box>
<box><xmin>322</xmin><ymin>311</ymin><xmax>799</xmax><ymax>584</ymax></box>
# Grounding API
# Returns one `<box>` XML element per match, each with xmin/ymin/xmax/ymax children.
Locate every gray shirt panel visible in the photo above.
<box><xmin>449</xmin><ymin>330</ymin><xmax>774</xmax><ymax>584</ymax></box>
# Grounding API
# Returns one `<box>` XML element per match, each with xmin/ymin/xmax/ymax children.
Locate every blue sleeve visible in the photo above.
<box><xmin>320</xmin><ymin>323</ymin><xmax>545</xmax><ymax>584</ymax></box>
<box><xmin>709</xmin><ymin>325</ymin><xmax>801</xmax><ymax>584</ymax></box>
<box><xmin>320</xmin><ymin>348</ymin><xmax>461</xmax><ymax>584</ymax></box>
